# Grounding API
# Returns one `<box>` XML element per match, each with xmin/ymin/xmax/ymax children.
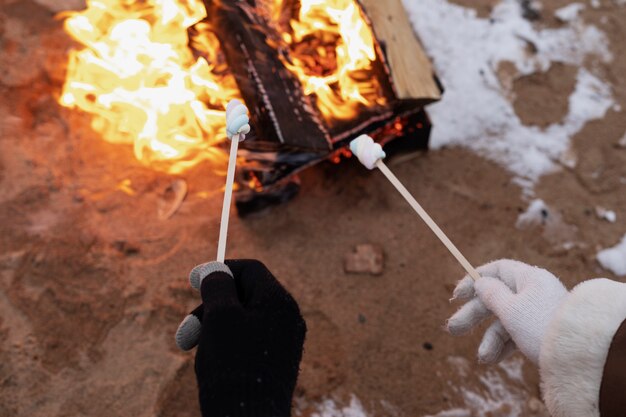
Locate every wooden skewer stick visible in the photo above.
<box><xmin>216</xmin><ymin>134</ymin><xmax>240</xmax><ymax>263</ymax></box>
<box><xmin>216</xmin><ymin>99</ymin><xmax>250</xmax><ymax>263</ymax></box>
<box><xmin>375</xmin><ymin>160</ymin><xmax>481</xmax><ymax>281</ymax></box>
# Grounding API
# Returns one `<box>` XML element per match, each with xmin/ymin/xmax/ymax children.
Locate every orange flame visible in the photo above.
<box><xmin>59</xmin><ymin>0</ymin><xmax>384</xmax><ymax>173</ymax></box>
<box><xmin>280</xmin><ymin>0</ymin><xmax>386</xmax><ymax>120</ymax></box>
<box><xmin>59</xmin><ymin>0</ymin><xmax>240</xmax><ymax>173</ymax></box>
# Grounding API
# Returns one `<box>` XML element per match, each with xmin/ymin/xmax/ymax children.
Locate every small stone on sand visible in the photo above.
<box><xmin>344</xmin><ymin>244</ymin><xmax>384</xmax><ymax>275</ymax></box>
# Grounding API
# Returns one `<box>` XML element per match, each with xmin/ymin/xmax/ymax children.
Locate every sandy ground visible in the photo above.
<box><xmin>1</xmin><ymin>0</ymin><xmax>625</xmax><ymax>416</ymax></box>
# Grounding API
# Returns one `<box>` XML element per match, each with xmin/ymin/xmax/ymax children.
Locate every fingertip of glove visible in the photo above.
<box><xmin>477</xmin><ymin>353</ymin><xmax>496</xmax><ymax>365</ymax></box>
<box><xmin>445</xmin><ymin>318</ymin><xmax>462</xmax><ymax>336</ymax></box>
<box><xmin>452</xmin><ymin>276</ymin><xmax>475</xmax><ymax>300</ymax></box>
<box><xmin>477</xmin><ymin>342</ymin><xmax>499</xmax><ymax>364</ymax></box>
<box><xmin>446</xmin><ymin>313</ymin><xmax>478</xmax><ymax>336</ymax></box>
<box><xmin>175</xmin><ymin>314</ymin><xmax>202</xmax><ymax>351</ymax></box>
<box><xmin>189</xmin><ymin>262</ymin><xmax>233</xmax><ymax>290</ymax></box>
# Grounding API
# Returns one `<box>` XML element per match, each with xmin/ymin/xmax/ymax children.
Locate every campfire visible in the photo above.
<box><xmin>58</xmin><ymin>0</ymin><xmax>441</xmax><ymax>214</ymax></box>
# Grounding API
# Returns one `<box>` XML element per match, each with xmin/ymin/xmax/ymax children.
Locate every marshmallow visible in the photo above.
<box><xmin>225</xmin><ymin>99</ymin><xmax>250</xmax><ymax>141</ymax></box>
<box><xmin>350</xmin><ymin>134</ymin><xmax>386</xmax><ymax>170</ymax></box>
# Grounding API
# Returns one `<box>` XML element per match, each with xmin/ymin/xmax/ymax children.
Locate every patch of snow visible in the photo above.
<box><xmin>516</xmin><ymin>199</ymin><xmax>579</xmax><ymax>246</ymax></box>
<box><xmin>428</xmin><ymin>357</ymin><xmax>539</xmax><ymax>417</ymax></box>
<box><xmin>498</xmin><ymin>356</ymin><xmax>525</xmax><ymax>383</ymax></box>
<box><xmin>516</xmin><ymin>199</ymin><xmax>548</xmax><ymax>228</ymax></box>
<box><xmin>403</xmin><ymin>0</ymin><xmax>613</xmax><ymax>188</ymax></box>
<box><xmin>470</xmin><ymin>371</ymin><xmax>524</xmax><ymax>415</ymax></box>
<box><xmin>618</xmin><ymin>131</ymin><xmax>626</xmax><ymax>148</ymax></box>
<box><xmin>597</xmin><ymin>235</ymin><xmax>626</xmax><ymax>276</ymax></box>
<box><xmin>311</xmin><ymin>396</ymin><xmax>370</xmax><ymax>417</ymax></box>
<box><xmin>447</xmin><ymin>356</ymin><xmax>471</xmax><ymax>378</ymax></box>
<box><xmin>555</xmin><ymin>3</ymin><xmax>585</xmax><ymax>22</ymax></box>
<box><xmin>561</xmin><ymin>241</ymin><xmax>577</xmax><ymax>250</ymax></box>
<box><xmin>379</xmin><ymin>400</ymin><xmax>401</xmax><ymax>417</ymax></box>
<box><xmin>595</xmin><ymin>206</ymin><xmax>617</xmax><ymax>223</ymax></box>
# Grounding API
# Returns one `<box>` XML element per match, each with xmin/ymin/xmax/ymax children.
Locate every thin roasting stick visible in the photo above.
<box><xmin>375</xmin><ymin>160</ymin><xmax>481</xmax><ymax>281</ymax></box>
<box><xmin>216</xmin><ymin>134</ymin><xmax>240</xmax><ymax>263</ymax></box>
<box><xmin>216</xmin><ymin>99</ymin><xmax>250</xmax><ymax>263</ymax></box>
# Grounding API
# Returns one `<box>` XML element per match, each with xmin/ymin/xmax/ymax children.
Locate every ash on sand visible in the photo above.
<box><xmin>1</xmin><ymin>0</ymin><xmax>626</xmax><ymax>416</ymax></box>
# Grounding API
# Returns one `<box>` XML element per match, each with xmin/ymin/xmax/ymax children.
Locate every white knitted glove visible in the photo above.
<box><xmin>447</xmin><ymin>259</ymin><xmax>568</xmax><ymax>365</ymax></box>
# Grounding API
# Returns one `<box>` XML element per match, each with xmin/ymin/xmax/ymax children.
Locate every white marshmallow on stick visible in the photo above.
<box><xmin>216</xmin><ymin>99</ymin><xmax>251</xmax><ymax>263</ymax></box>
<box><xmin>350</xmin><ymin>135</ymin><xmax>481</xmax><ymax>281</ymax></box>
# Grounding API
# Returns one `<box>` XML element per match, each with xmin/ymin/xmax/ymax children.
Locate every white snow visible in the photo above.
<box><xmin>427</xmin><ymin>357</ymin><xmax>546</xmax><ymax>417</ymax></box>
<box><xmin>555</xmin><ymin>3</ymin><xmax>585</xmax><ymax>22</ymax></box>
<box><xmin>597</xmin><ymin>235</ymin><xmax>626</xmax><ymax>276</ymax></box>
<box><xmin>311</xmin><ymin>396</ymin><xmax>370</xmax><ymax>417</ymax></box>
<box><xmin>618</xmin><ymin>131</ymin><xmax>626</xmax><ymax>148</ymax></box>
<box><xmin>595</xmin><ymin>206</ymin><xmax>617</xmax><ymax>223</ymax></box>
<box><xmin>516</xmin><ymin>199</ymin><xmax>548</xmax><ymax>228</ymax></box>
<box><xmin>427</xmin><ymin>357</ymin><xmax>537</xmax><ymax>417</ymax></box>
<box><xmin>402</xmin><ymin>0</ymin><xmax>613</xmax><ymax>187</ymax></box>
<box><xmin>498</xmin><ymin>356</ymin><xmax>525</xmax><ymax>383</ymax></box>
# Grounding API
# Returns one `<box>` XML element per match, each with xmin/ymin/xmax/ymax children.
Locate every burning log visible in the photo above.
<box><xmin>191</xmin><ymin>0</ymin><xmax>441</xmax><ymax>214</ymax></box>
<box><xmin>201</xmin><ymin>0</ymin><xmax>333</xmax><ymax>153</ymax></box>
<box><xmin>358</xmin><ymin>0</ymin><xmax>441</xmax><ymax>102</ymax></box>
<box><xmin>57</xmin><ymin>0</ymin><xmax>440</xmax><ymax>215</ymax></box>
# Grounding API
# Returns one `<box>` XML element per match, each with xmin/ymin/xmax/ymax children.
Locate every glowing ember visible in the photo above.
<box><xmin>280</xmin><ymin>0</ymin><xmax>386</xmax><ymax>120</ymax></box>
<box><xmin>59</xmin><ymin>0</ymin><xmax>240</xmax><ymax>173</ymax></box>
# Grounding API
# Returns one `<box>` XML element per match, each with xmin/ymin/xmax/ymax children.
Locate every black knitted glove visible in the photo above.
<box><xmin>175</xmin><ymin>259</ymin><xmax>306</xmax><ymax>417</ymax></box>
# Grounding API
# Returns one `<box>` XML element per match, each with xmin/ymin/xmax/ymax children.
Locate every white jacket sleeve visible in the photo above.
<box><xmin>539</xmin><ymin>278</ymin><xmax>626</xmax><ymax>417</ymax></box>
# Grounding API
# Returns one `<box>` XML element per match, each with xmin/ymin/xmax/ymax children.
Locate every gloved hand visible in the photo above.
<box><xmin>175</xmin><ymin>259</ymin><xmax>306</xmax><ymax>417</ymax></box>
<box><xmin>447</xmin><ymin>259</ymin><xmax>568</xmax><ymax>365</ymax></box>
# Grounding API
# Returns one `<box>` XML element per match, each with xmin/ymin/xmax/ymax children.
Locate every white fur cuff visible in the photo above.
<box><xmin>539</xmin><ymin>279</ymin><xmax>626</xmax><ymax>417</ymax></box>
